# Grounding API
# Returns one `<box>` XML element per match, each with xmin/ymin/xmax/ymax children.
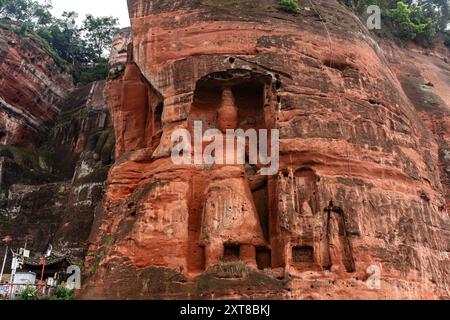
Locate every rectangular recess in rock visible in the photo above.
<box><xmin>292</xmin><ymin>245</ymin><xmax>315</xmax><ymax>264</ymax></box>
<box><xmin>256</xmin><ymin>247</ymin><xmax>271</xmax><ymax>270</ymax></box>
<box><xmin>223</xmin><ymin>244</ymin><xmax>241</xmax><ymax>262</ymax></box>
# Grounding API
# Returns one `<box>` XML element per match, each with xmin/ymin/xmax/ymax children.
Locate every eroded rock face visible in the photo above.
<box><xmin>0</xmin><ymin>20</ymin><xmax>73</xmax><ymax>148</ymax></box>
<box><xmin>109</xmin><ymin>27</ymin><xmax>132</xmax><ymax>68</ymax></box>
<box><xmin>0</xmin><ymin>80</ymin><xmax>114</xmax><ymax>266</ymax></box>
<box><xmin>380</xmin><ymin>39</ymin><xmax>450</xmax><ymax>210</ymax></box>
<box><xmin>83</xmin><ymin>0</ymin><xmax>450</xmax><ymax>299</ymax></box>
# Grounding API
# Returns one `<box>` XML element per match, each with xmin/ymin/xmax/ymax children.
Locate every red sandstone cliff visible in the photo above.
<box><xmin>0</xmin><ymin>20</ymin><xmax>73</xmax><ymax>148</ymax></box>
<box><xmin>80</xmin><ymin>0</ymin><xmax>450</xmax><ymax>299</ymax></box>
<box><xmin>0</xmin><ymin>0</ymin><xmax>448</xmax><ymax>300</ymax></box>
<box><xmin>0</xmin><ymin>20</ymin><xmax>115</xmax><ymax>267</ymax></box>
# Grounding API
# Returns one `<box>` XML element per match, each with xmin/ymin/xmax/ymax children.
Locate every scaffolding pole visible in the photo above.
<box><xmin>0</xmin><ymin>246</ymin><xmax>7</xmax><ymax>283</ymax></box>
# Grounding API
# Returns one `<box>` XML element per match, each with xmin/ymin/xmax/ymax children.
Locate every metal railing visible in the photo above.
<box><xmin>0</xmin><ymin>283</ymin><xmax>52</xmax><ymax>300</ymax></box>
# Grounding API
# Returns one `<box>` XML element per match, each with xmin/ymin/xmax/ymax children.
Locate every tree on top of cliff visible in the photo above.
<box><xmin>83</xmin><ymin>14</ymin><xmax>119</xmax><ymax>62</ymax></box>
<box><xmin>0</xmin><ymin>0</ymin><xmax>119</xmax><ymax>83</ymax></box>
<box><xmin>0</xmin><ymin>0</ymin><xmax>52</xmax><ymax>25</ymax></box>
<box><xmin>36</xmin><ymin>12</ymin><xmax>118</xmax><ymax>65</ymax></box>
<box><xmin>36</xmin><ymin>11</ymin><xmax>86</xmax><ymax>64</ymax></box>
<box><xmin>339</xmin><ymin>0</ymin><xmax>449</xmax><ymax>46</ymax></box>
<box><xmin>388</xmin><ymin>2</ymin><xmax>436</xmax><ymax>40</ymax></box>
<box><xmin>418</xmin><ymin>0</ymin><xmax>449</xmax><ymax>31</ymax></box>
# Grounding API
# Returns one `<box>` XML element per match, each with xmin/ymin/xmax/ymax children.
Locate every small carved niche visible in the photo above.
<box><xmin>189</xmin><ymin>69</ymin><xmax>273</xmax><ymax>133</ymax></box>
<box><xmin>323</xmin><ymin>204</ymin><xmax>356</xmax><ymax>273</ymax></box>
<box><xmin>251</xmin><ymin>180</ymin><xmax>269</xmax><ymax>241</ymax></box>
<box><xmin>294</xmin><ymin>168</ymin><xmax>318</xmax><ymax>213</ymax></box>
<box><xmin>292</xmin><ymin>246</ymin><xmax>315</xmax><ymax>264</ymax></box>
<box><xmin>223</xmin><ymin>244</ymin><xmax>240</xmax><ymax>262</ymax></box>
<box><xmin>256</xmin><ymin>247</ymin><xmax>271</xmax><ymax>270</ymax></box>
<box><xmin>154</xmin><ymin>102</ymin><xmax>163</xmax><ymax>133</ymax></box>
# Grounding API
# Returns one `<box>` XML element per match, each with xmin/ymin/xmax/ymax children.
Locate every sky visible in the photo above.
<box><xmin>40</xmin><ymin>0</ymin><xmax>131</xmax><ymax>28</ymax></box>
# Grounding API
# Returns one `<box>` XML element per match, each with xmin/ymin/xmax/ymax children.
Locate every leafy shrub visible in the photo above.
<box><xmin>16</xmin><ymin>286</ymin><xmax>39</xmax><ymax>300</ymax></box>
<box><xmin>388</xmin><ymin>2</ymin><xmax>436</xmax><ymax>41</ymax></box>
<box><xmin>1</xmin><ymin>0</ymin><xmax>118</xmax><ymax>82</ymax></box>
<box><xmin>49</xmin><ymin>286</ymin><xmax>75</xmax><ymax>300</ymax></box>
<box><xmin>279</xmin><ymin>0</ymin><xmax>299</xmax><ymax>13</ymax></box>
<box><xmin>338</xmin><ymin>0</ymin><xmax>446</xmax><ymax>47</ymax></box>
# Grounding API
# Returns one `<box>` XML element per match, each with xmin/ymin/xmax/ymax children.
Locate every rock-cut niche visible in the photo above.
<box><xmin>187</xmin><ymin>69</ymin><xmax>277</xmax><ymax>273</ymax></box>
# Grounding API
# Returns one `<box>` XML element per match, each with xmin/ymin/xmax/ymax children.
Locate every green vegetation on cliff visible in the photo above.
<box><xmin>279</xmin><ymin>0</ymin><xmax>299</xmax><ymax>13</ymax></box>
<box><xmin>0</xmin><ymin>0</ymin><xmax>119</xmax><ymax>83</ymax></box>
<box><xmin>388</xmin><ymin>2</ymin><xmax>436</xmax><ymax>40</ymax></box>
<box><xmin>339</xmin><ymin>0</ymin><xmax>449</xmax><ymax>47</ymax></box>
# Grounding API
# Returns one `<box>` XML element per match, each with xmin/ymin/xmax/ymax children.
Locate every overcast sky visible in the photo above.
<box><xmin>41</xmin><ymin>0</ymin><xmax>130</xmax><ymax>27</ymax></box>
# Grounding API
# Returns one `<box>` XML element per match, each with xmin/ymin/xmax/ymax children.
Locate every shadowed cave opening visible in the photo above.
<box><xmin>150</xmin><ymin>101</ymin><xmax>164</xmax><ymax>150</ymax></box>
<box><xmin>223</xmin><ymin>244</ymin><xmax>240</xmax><ymax>262</ymax></box>
<box><xmin>154</xmin><ymin>102</ymin><xmax>163</xmax><ymax>132</ymax></box>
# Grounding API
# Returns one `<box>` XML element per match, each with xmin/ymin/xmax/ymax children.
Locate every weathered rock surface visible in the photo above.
<box><xmin>381</xmin><ymin>39</ymin><xmax>450</xmax><ymax>210</ymax></box>
<box><xmin>0</xmin><ymin>79</ymin><xmax>114</xmax><ymax>266</ymax></box>
<box><xmin>109</xmin><ymin>27</ymin><xmax>132</xmax><ymax>69</ymax></box>
<box><xmin>81</xmin><ymin>0</ymin><xmax>450</xmax><ymax>300</ymax></box>
<box><xmin>0</xmin><ymin>20</ymin><xmax>73</xmax><ymax>148</ymax></box>
<box><xmin>0</xmin><ymin>1</ymin><xmax>448</xmax><ymax>300</ymax></box>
